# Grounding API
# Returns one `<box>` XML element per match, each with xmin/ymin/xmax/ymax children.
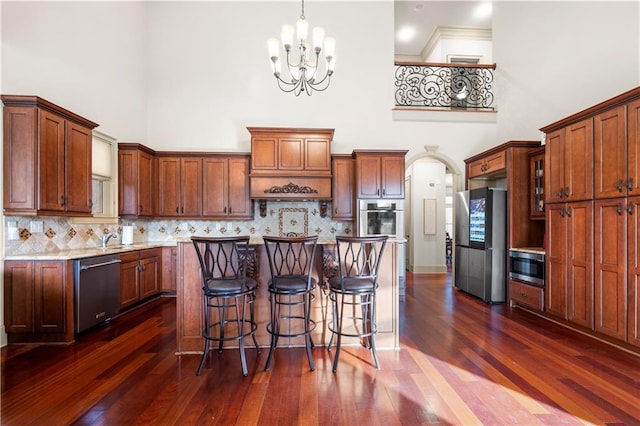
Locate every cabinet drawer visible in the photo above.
<box><xmin>484</xmin><ymin>151</ymin><xmax>506</xmax><ymax>174</ymax></box>
<box><xmin>509</xmin><ymin>280</ymin><xmax>544</xmax><ymax>311</ymax></box>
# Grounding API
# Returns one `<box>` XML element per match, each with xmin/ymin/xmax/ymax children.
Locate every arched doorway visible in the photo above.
<box><xmin>404</xmin><ymin>146</ymin><xmax>464</xmax><ymax>275</ymax></box>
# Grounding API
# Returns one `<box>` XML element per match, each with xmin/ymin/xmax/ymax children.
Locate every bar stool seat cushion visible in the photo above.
<box><xmin>205</xmin><ymin>277</ymin><xmax>257</xmax><ymax>295</ymax></box>
<box><xmin>269</xmin><ymin>275</ymin><xmax>316</xmax><ymax>293</ymax></box>
<box><xmin>328</xmin><ymin>276</ymin><xmax>375</xmax><ymax>293</ymax></box>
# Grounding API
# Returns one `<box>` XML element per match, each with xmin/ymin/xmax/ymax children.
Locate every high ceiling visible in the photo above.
<box><xmin>394</xmin><ymin>1</ymin><xmax>493</xmax><ymax>57</ymax></box>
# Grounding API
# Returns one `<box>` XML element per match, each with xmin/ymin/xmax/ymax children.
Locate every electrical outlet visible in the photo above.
<box><xmin>30</xmin><ymin>220</ymin><xmax>44</xmax><ymax>233</ymax></box>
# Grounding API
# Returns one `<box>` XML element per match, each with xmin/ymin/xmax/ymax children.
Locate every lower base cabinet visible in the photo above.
<box><xmin>509</xmin><ymin>279</ymin><xmax>544</xmax><ymax>311</ymax></box>
<box><xmin>3</xmin><ymin>260</ymin><xmax>74</xmax><ymax>344</ymax></box>
<box><xmin>119</xmin><ymin>248</ymin><xmax>161</xmax><ymax>311</ymax></box>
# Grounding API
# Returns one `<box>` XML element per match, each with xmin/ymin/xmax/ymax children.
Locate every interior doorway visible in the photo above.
<box><xmin>404</xmin><ymin>147</ymin><xmax>463</xmax><ymax>275</ymax></box>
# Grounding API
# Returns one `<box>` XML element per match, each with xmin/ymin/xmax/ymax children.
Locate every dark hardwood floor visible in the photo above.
<box><xmin>2</xmin><ymin>271</ymin><xmax>639</xmax><ymax>425</ymax></box>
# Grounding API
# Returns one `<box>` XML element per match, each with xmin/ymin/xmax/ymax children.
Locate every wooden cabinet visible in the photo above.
<box><xmin>162</xmin><ymin>246</ymin><xmax>177</xmax><ymax>292</ymax></box>
<box><xmin>119</xmin><ymin>249</ymin><xmax>161</xmax><ymax>310</ymax></box>
<box><xmin>353</xmin><ymin>150</ymin><xmax>407</xmax><ymax>199</ymax></box>
<box><xmin>529</xmin><ymin>147</ymin><xmax>545</xmax><ymax>219</ymax></box>
<box><xmin>157</xmin><ymin>156</ymin><xmax>202</xmax><ymax>217</ymax></box>
<box><xmin>331</xmin><ymin>154</ymin><xmax>355</xmax><ymax>220</ymax></box>
<box><xmin>2</xmin><ymin>95</ymin><xmax>98</xmax><ymax>216</ymax></box>
<box><xmin>545</xmin><ymin>118</ymin><xmax>594</xmax><ymax>204</ymax></box>
<box><xmin>467</xmin><ymin>150</ymin><xmax>506</xmax><ymax>179</ymax></box>
<box><xmin>545</xmin><ymin>201</ymin><xmax>593</xmax><ymax>328</ymax></box>
<box><xmin>594</xmin><ymin>198</ymin><xmax>628</xmax><ymax>340</ymax></box>
<box><xmin>509</xmin><ymin>279</ymin><xmax>544</xmax><ymax>311</ymax></box>
<box><xmin>118</xmin><ymin>144</ymin><xmax>155</xmax><ymax>218</ymax></box>
<box><xmin>202</xmin><ymin>155</ymin><xmax>252</xmax><ymax>219</ymax></box>
<box><xmin>248</xmin><ymin>127</ymin><xmax>333</xmax><ymax>200</ymax></box>
<box><xmin>3</xmin><ymin>260</ymin><xmax>73</xmax><ymax>343</ymax></box>
<box><xmin>627</xmin><ymin>196</ymin><xmax>640</xmax><ymax>347</ymax></box>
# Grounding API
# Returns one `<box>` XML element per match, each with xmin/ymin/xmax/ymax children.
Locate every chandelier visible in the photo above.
<box><xmin>267</xmin><ymin>0</ymin><xmax>336</xmax><ymax>96</ymax></box>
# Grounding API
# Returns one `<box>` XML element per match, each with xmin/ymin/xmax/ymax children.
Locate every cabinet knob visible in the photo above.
<box><xmin>224</xmin><ymin>206</ymin><xmax>227</xmax><ymax>214</ymax></box>
<box><xmin>60</xmin><ymin>195</ymin><xmax>66</xmax><ymax>206</ymax></box>
<box><xmin>229</xmin><ymin>207</ymin><xmax>232</xmax><ymax>214</ymax></box>
<box><xmin>629</xmin><ymin>178</ymin><xmax>634</xmax><ymax>191</ymax></box>
<box><xmin>176</xmin><ymin>207</ymin><xmax>179</xmax><ymax>214</ymax></box>
<box><xmin>617</xmin><ymin>180</ymin><xmax>624</xmax><ymax>192</ymax></box>
<box><xmin>566</xmin><ymin>207</ymin><xmax>571</xmax><ymax>217</ymax></box>
<box><xmin>628</xmin><ymin>203</ymin><xmax>634</xmax><ymax>215</ymax></box>
<box><xmin>564</xmin><ymin>187</ymin><xmax>569</xmax><ymax>197</ymax></box>
<box><xmin>139</xmin><ymin>205</ymin><xmax>143</xmax><ymax>213</ymax></box>
<box><xmin>557</xmin><ymin>189</ymin><xmax>563</xmax><ymax>198</ymax></box>
<box><xmin>559</xmin><ymin>208</ymin><xmax>565</xmax><ymax>217</ymax></box>
<box><xmin>616</xmin><ymin>204</ymin><xmax>623</xmax><ymax>216</ymax></box>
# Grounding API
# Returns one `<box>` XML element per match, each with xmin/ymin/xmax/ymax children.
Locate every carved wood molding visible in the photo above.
<box><xmin>264</xmin><ymin>182</ymin><xmax>319</xmax><ymax>194</ymax></box>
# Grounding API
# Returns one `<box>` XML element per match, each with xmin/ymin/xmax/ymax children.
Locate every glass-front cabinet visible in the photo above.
<box><xmin>530</xmin><ymin>147</ymin><xmax>545</xmax><ymax>219</ymax></box>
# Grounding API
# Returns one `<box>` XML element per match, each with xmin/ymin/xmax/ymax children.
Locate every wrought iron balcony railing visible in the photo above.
<box><xmin>394</xmin><ymin>62</ymin><xmax>496</xmax><ymax>110</ymax></box>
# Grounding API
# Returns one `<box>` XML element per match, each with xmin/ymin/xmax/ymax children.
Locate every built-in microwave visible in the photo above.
<box><xmin>358</xmin><ymin>200</ymin><xmax>404</xmax><ymax>239</ymax></box>
<box><xmin>509</xmin><ymin>249</ymin><xmax>545</xmax><ymax>287</ymax></box>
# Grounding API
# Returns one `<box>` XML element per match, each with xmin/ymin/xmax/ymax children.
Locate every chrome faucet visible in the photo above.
<box><xmin>101</xmin><ymin>232</ymin><xmax>118</xmax><ymax>249</ymax></box>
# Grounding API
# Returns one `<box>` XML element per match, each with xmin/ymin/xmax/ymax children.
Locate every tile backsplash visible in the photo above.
<box><xmin>4</xmin><ymin>201</ymin><xmax>354</xmax><ymax>256</ymax></box>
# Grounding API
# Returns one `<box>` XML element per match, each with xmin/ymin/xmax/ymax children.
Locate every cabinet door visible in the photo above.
<box><xmin>356</xmin><ymin>156</ymin><xmax>381</xmax><ymax>198</ymax></box>
<box><xmin>594</xmin><ymin>105</ymin><xmax>627</xmax><ymax>199</ymax></box>
<box><xmin>305</xmin><ymin>138</ymin><xmax>331</xmax><ymax>171</ymax></box>
<box><xmin>467</xmin><ymin>158</ymin><xmax>486</xmax><ymax>179</ymax></box>
<box><xmin>38</xmin><ymin>109</ymin><xmax>66</xmax><ymax>212</ymax></box>
<box><xmin>545</xmin><ymin>129</ymin><xmax>566</xmax><ymax>204</ymax></box>
<box><xmin>3</xmin><ymin>106</ymin><xmax>36</xmax><ymax>212</ymax></box>
<box><xmin>279</xmin><ymin>137</ymin><xmax>304</xmax><ymax>171</ymax></box>
<box><xmin>381</xmin><ymin>156</ymin><xmax>405</xmax><ymax>198</ymax></box>
<box><xmin>546</xmin><ymin>203</ymin><xmax>567</xmax><ymax>319</ymax></box>
<box><xmin>228</xmin><ymin>157</ymin><xmax>252</xmax><ymax>218</ymax></box>
<box><xmin>33</xmin><ymin>261</ymin><xmax>67</xmax><ymax>333</ymax></box>
<box><xmin>202</xmin><ymin>157</ymin><xmax>228</xmax><ymax>217</ymax></box>
<box><xmin>138</xmin><ymin>151</ymin><xmax>154</xmax><ymax>216</ymax></box>
<box><xmin>119</xmin><ymin>149</ymin><xmax>139</xmax><ymax>217</ymax></box>
<box><xmin>565</xmin><ymin>118</ymin><xmax>594</xmax><ymax>202</ymax></box>
<box><xmin>4</xmin><ymin>261</ymin><xmax>35</xmax><ymax>333</ymax></box>
<box><xmin>157</xmin><ymin>157</ymin><xmax>181</xmax><ymax>216</ymax></box>
<box><xmin>65</xmin><ymin>121</ymin><xmax>93</xmax><ymax>214</ymax></box>
<box><xmin>140</xmin><ymin>250</ymin><xmax>160</xmax><ymax>299</ymax></box>
<box><xmin>251</xmin><ymin>137</ymin><xmax>278</xmax><ymax>171</ymax></box>
<box><xmin>628</xmin><ymin>196</ymin><xmax>640</xmax><ymax>347</ymax></box>
<box><xmin>119</xmin><ymin>254</ymin><xmax>140</xmax><ymax>310</ymax></box>
<box><xmin>594</xmin><ymin>198</ymin><xmax>627</xmax><ymax>339</ymax></box>
<box><xmin>180</xmin><ymin>157</ymin><xmax>202</xmax><ymax>216</ymax></box>
<box><xmin>162</xmin><ymin>247</ymin><xmax>177</xmax><ymax>292</ymax></box>
<box><xmin>332</xmin><ymin>156</ymin><xmax>355</xmax><ymax>220</ymax></box>
<box><xmin>566</xmin><ymin>201</ymin><xmax>594</xmax><ymax>329</ymax></box>
<box><xmin>530</xmin><ymin>150</ymin><xmax>545</xmax><ymax>218</ymax></box>
<box><xmin>628</xmin><ymin>98</ymin><xmax>640</xmax><ymax>194</ymax></box>
<box><xmin>483</xmin><ymin>151</ymin><xmax>506</xmax><ymax>175</ymax></box>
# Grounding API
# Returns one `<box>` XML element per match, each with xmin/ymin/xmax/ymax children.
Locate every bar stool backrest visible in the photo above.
<box><xmin>191</xmin><ymin>236</ymin><xmax>251</xmax><ymax>283</ymax></box>
<box><xmin>263</xmin><ymin>236</ymin><xmax>319</xmax><ymax>290</ymax></box>
<box><xmin>335</xmin><ymin>236</ymin><xmax>388</xmax><ymax>290</ymax></box>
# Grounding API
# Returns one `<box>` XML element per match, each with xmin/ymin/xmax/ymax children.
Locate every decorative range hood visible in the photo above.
<box><xmin>248</xmin><ymin>127</ymin><xmax>334</xmax><ymax>217</ymax></box>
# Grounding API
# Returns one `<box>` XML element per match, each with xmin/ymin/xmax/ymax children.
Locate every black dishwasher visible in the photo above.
<box><xmin>74</xmin><ymin>254</ymin><xmax>121</xmax><ymax>333</ymax></box>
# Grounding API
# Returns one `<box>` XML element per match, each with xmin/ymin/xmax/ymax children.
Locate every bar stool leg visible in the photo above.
<box><xmin>237</xmin><ymin>294</ymin><xmax>249</xmax><ymax>377</ymax></box>
<box><xmin>304</xmin><ymin>293</ymin><xmax>315</xmax><ymax>371</ymax></box>
<box><xmin>332</xmin><ymin>294</ymin><xmax>345</xmax><ymax>373</ymax></box>
<box><xmin>197</xmin><ymin>296</ymin><xmax>211</xmax><ymax>376</ymax></box>
<box><xmin>265</xmin><ymin>293</ymin><xmax>279</xmax><ymax>371</ymax></box>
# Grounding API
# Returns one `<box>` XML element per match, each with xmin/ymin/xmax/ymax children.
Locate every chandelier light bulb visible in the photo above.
<box><xmin>324</xmin><ymin>37</ymin><xmax>336</xmax><ymax>60</ymax></box>
<box><xmin>281</xmin><ymin>24</ymin><xmax>294</xmax><ymax>50</ymax></box>
<box><xmin>312</xmin><ymin>27</ymin><xmax>325</xmax><ymax>52</ymax></box>
<box><xmin>268</xmin><ymin>38</ymin><xmax>280</xmax><ymax>61</ymax></box>
<box><xmin>296</xmin><ymin>19</ymin><xmax>309</xmax><ymax>43</ymax></box>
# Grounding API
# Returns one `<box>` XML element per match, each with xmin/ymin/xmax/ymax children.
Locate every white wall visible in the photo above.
<box><xmin>493</xmin><ymin>1</ymin><xmax>640</xmax><ymax>142</ymax></box>
<box><xmin>1</xmin><ymin>1</ymin><xmax>148</xmax><ymax>141</ymax></box>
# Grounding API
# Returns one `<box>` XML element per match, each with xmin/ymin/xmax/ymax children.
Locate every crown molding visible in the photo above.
<box><xmin>421</xmin><ymin>26</ymin><xmax>492</xmax><ymax>61</ymax></box>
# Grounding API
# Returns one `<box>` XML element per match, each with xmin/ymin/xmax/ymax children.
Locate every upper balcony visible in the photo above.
<box><xmin>393</xmin><ymin>61</ymin><xmax>497</xmax><ymax>123</ymax></box>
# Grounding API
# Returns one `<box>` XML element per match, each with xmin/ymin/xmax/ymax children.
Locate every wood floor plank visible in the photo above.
<box><xmin>2</xmin><ymin>274</ymin><xmax>639</xmax><ymax>425</ymax></box>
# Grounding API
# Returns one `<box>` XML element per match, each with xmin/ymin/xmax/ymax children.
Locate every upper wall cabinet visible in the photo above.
<box><xmin>2</xmin><ymin>95</ymin><xmax>98</xmax><ymax>216</ymax></box>
<box><xmin>353</xmin><ymin>150</ymin><xmax>407</xmax><ymax>199</ymax></box>
<box><xmin>118</xmin><ymin>143</ymin><xmax>156</xmax><ymax>218</ymax></box>
<box><xmin>331</xmin><ymin>154</ymin><xmax>355</xmax><ymax>220</ymax></box>
<box><xmin>202</xmin><ymin>155</ymin><xmax>253</xmax><ymax>219</ymax></box>
<box><xmin>247</xmin><ymin>127</ymin><xmax>333</xmax><ymax>200</ymax></box>
<box><xmin>157</xmin><ymin>156</ymin><xmax>203</xmax><ymax>217</ymax></box>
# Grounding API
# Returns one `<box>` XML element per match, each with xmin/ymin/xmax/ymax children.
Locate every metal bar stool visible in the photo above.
<box><xmin>327</xmin><ymin>235</ymin><xmax>388</xmax><ymax>373</ymax></box>
<box><xmin>262</xmin><ymin>235</ymin><xmax>318</xmax><ymax>371</ymax></box>
<box><xmin>191</xmin><ymin>236</ymin><xmax>260</xmax><ymax>376</ymax></box>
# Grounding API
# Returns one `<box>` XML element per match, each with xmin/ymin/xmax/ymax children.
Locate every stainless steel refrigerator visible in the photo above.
<box><xmin>454</xmin><ymin>187</ymin><xmax>507</xmax><ymax>303</ymax></box>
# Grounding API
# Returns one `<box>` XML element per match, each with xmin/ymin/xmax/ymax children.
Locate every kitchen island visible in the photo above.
<box><xmin>175</xmin><ymin>238</ymin><xmax>401</xmax><ymax>354</ymax></box>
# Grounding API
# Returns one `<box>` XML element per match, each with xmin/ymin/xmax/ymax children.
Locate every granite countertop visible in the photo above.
<box><xmin>4</xmin><ymin>242</ymin><xmax>176</xmax><ymax>261</ymax></box>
